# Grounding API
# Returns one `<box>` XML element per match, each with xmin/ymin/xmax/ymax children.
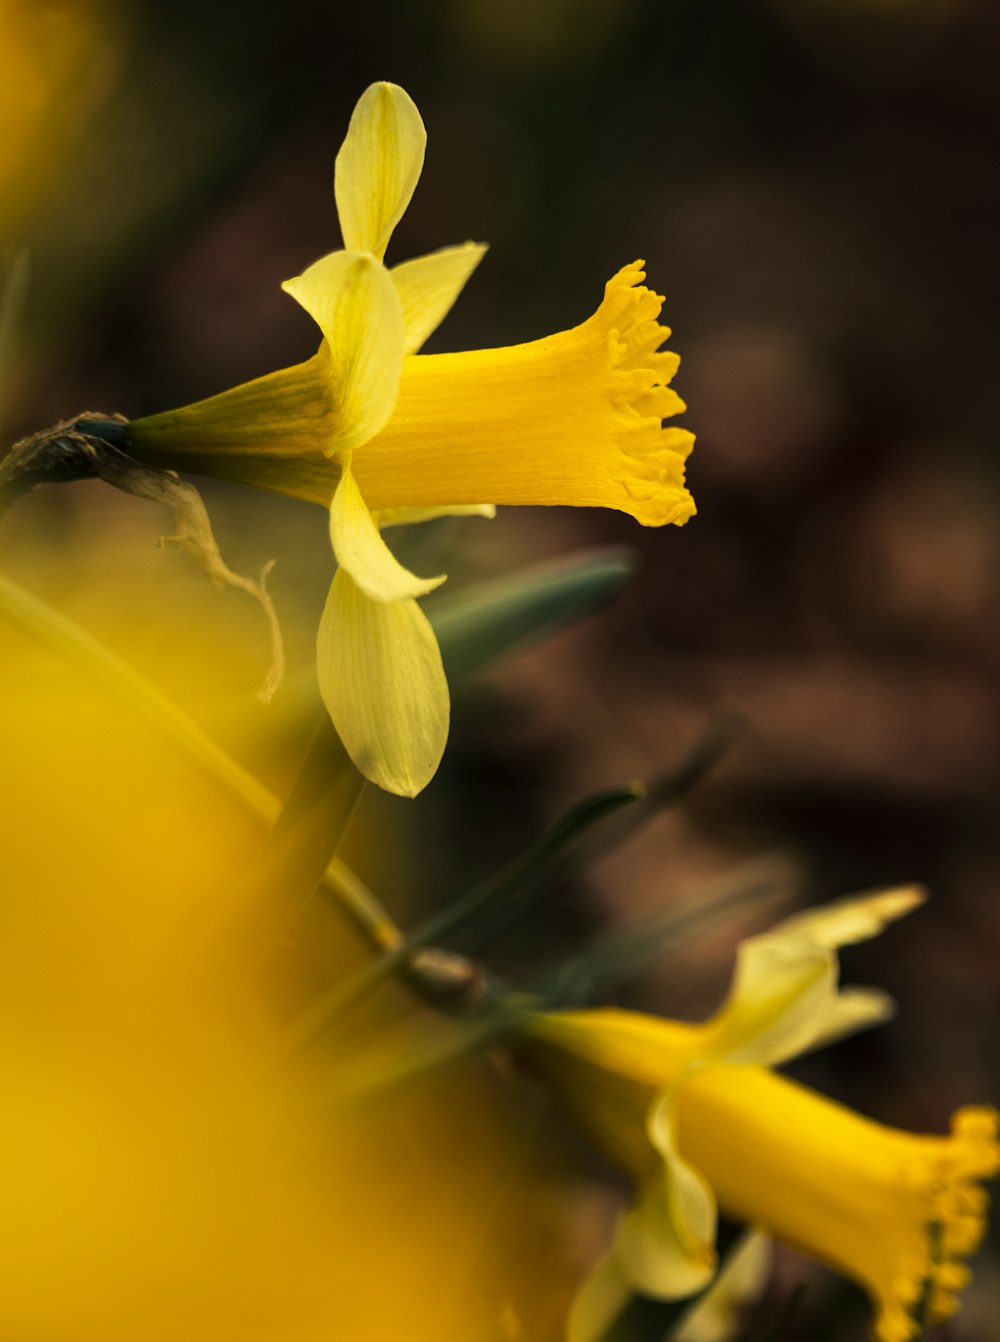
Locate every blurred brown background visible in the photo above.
<box><xmin>2</xmin><ymin>0</ymin><xmax>999</xmax><ymax>1336</ymax></box>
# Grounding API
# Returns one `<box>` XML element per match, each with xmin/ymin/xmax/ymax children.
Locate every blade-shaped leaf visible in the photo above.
<box><xmin>429</xmin><ymin>547</ymin><xmax>638</xmax><ymax>680</ymax></box>
<box><xmin>282</xmin><ymin>780</ymin><xmax>644</xmax><ymax>1049</ymax></box>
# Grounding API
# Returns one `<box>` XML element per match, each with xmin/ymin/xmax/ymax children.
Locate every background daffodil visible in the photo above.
<box><xmin>129</xmin><ymin>81</ymin><xmax>695</xmax><ymax>796</ymax></box>
<box><xmin>523</xmin><ymin>888</ymin><xmax>999</xmax><ymax>1342</ymax></box>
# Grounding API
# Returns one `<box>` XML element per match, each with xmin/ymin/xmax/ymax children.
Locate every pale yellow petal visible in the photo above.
<box><xmin>676</xmin><ymin>1231</ymin><xmax>772</xmax><ymax>1342</ymax></box>
<box><xmin>317</xmin><ymin>570</ymin><xmax>449</xmax><ymax>797</ymax></box>
<box><xmin>334</xmin><ymin>81</ymin><xmax>426</xmax><ymax>260</ymax></box>
<box><xmin>700</xmin><ymin>936</ymin><xmax>836</xmax><ymax>1067</ymax></box>
<box><xmin>281</xmin><ymin>251</ymin><xmax>404</xmax><ymax>454</ymax></box>
<box><xmin>805</xmin><ymin>986</ymin><xmax>898</xmax><ymax>1053</ymax></box>
<box><xmin>616</xmin><ymin>1092</ymin><xmax>718</xmax><ymax>1300</ymax></box>
<box><xmin>770</xmin><ymin>885</ymin><xmax>926</xmax><ymax>950</ymax></box>
<box><xmin>701</xmin><ymin>887</ymin><xmax>925</xmax><ymax>1068</ymax></box>
<box><xmin>329</xmin><ymin>465</ymin><xmax>444</xmax><ymax>602</ymax></box>
<box><xmin>374</xmin><ymin>503</ymin><xmax>496</xmax><ymax>529</ymax></box>
<box><xmin>391</xmin><ymin>242</ymin><xmax>488</xmax><ymax>353</ymax></box>
<box><xmin>567</xmin><ymin>1252</ymin><xmax>632</xmax><ymax>1342</ymax></box>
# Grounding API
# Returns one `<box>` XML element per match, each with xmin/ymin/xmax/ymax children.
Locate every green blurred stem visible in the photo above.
<box><xmin>242</xmin><ymin>713</ymin><xmax>365</xmax><ymax>957</ymax></box>
<box><xmin>544</xmin><ymin>856</ymin><xmax>797</xmax><ymax>1008</ymax></box>
<box><xmin>0</xmin><ymin>573</ymin><xmax>402</xmax><ymax>953</ymax></box>
<box><xmin>283</xmin><ymin>781</ymin><xmax>644</xmax><ymax>1052</ymax></box>
<box><xmin>427</xmin><ymin>546</ymin><xmax>637</xmax><ymax>680</ymax></box>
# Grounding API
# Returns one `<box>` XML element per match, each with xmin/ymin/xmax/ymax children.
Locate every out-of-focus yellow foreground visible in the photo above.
<box><xmin>0</xmin><ymin>572</ymin><xmax>556</xmax><ymax>1342</ymax></box>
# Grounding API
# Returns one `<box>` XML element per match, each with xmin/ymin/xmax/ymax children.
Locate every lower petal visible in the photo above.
<box><xmin>329</xmin><ymin>465</ymin><xmax>444</xmax><ymax>602</ymax></box>
<box><xmin>317</xmin><ymin>570</ymin><xmax>449</xmax><ymax>797</ymax></box>
<box><xmin>616</xmin><ymin>1091</ymin><xmax>718</xmax><ymax>1300</ymax></box>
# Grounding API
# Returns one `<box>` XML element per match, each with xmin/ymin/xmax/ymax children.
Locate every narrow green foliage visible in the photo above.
<box><xmin>576</xmin><ymin>710</ymin><xmax>745</xmax><ymax>868</ymax></box>
<box><xmin>244</xmin><ymin>713</ymin><xmax>366</xmax><ymax>957</ymax></box>
<box><xmin>428</xmin><ymin>546</ymin><xmax>638</xmax><ymax>680</ymax></box>
<box><xmin>541</xmin><ymin>855</ymin><xmax>799</xmax><ymax>1007</ymax></box>
<box><xmin>283</xmin><ymin>781</ymin><xmax>645</xmax><ymax>1049</ymax></box>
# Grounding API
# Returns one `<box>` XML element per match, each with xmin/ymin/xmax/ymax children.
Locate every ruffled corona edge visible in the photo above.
<box><xmin>598</xmin><ymin>261</ymin><xmax>696</xmax><ymax>528</ymax></box>
<box><xmin>351</xmin><ymin>258</ymin><xmax>697</xmax><ymax>522</ymax></box>
<box><xmin>873</xmin><ymin>1105</ymin><xmax>1000</xmax><ymax>1342</ymax></box>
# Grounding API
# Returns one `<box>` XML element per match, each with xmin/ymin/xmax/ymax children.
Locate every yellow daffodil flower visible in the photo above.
<box><xmin>522</xmin><ymin>888</ymin><xmax>999</xmax><ymax>1342</ymax></box>
<box><xmin>129</xmin><ymin>82</ymin><xmax>695</xmax><ymax>797</ymax></box>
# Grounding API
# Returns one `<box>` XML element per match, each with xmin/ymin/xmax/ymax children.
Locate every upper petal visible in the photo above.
<box><xmin>768</xmin><ymin>885</ymin><xmax>926</xmax><ymax>949</ymax></box>
<box><xmin>802</xmin><ymin>985</ymin><xmax>897</xmax><ymax>1054</ymax></box>
<box><xmin>699</xmin><ymin>936</ymin><xmax>836</xmax><ymax>1067</ymax></box>
<box><xmin>317</xmin><ymin>570</ymin><xmax>449</xmax><ymax>797</ymax></box>
<box><xmin>700</xmin><ymin>886</ymin><xmax>925</xmax><ymax>1067</ymax></box>
<box><xmin>329</xmin><ymin>464</ymin><xmax>445</xmax><ymax>602</ymax></box>
<box><xmin>282</xmin><ymin>251</ymin><xmax>404</xmax><ymax>454</ymax></box>
<box><xmin>391</xmin><ymin>242</ymin><xmax>488</xmax><ymax>354</ymax></box>
<box><xmin>334</xmin><ymin>81</ymin><xmax>426</xmax><ymax>260</ymax></box>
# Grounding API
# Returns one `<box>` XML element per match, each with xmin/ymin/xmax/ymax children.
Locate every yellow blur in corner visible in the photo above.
<box><xmin>0</xmin><ymin>0</ymin><xmax>123</xmax><ymax>241</ymax></box>
<box><xmin>0</xmin><ymin>584</ymin><xmax>554</xmax><ymax>1341</ymax></box>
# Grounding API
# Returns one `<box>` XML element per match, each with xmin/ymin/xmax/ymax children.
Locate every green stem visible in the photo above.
<box><xmin>283</xmin><ymin>782</ymin><xmax>644</xmax><ymax>1051</ymax></box>
<box><xmin>241</xmin><ymin>713</ymin><xmax>366</xmax><ymax>957</ymax></box>
<box><xmin>544</xmin><ymin>855</ymin><xmax>797</xmax><ymax>1006</ymax></box>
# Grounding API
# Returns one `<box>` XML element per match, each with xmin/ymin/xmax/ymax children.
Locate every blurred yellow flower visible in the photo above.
<box><xmin>523</xmin><ymin>888</ymin><xmax>999</xmax><ymax>1342</ymax></box>
<box><xmin>130</xmin><ymin>82</ymin><xmax>694</xmax><ymax>798</ymax></box>
<box><xmin>0</xmin><ymin>612</ymin><xmax>558</xmax><ymax>1341</ymax></box>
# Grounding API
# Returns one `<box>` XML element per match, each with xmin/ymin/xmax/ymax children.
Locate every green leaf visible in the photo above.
<box><xmin>282</xmin><ymin>780</ymin><xmax>644</xmax><ymax>1050</ymax></box>
<box><xmin>429</xmin><ymin>546</ymin><xmax>638</xmax><ymax>680</ymax></box>
<box><xmin>240</xmin><ymin>713</ymin><xmax>366</xmax><ymax>958</ymax></box>
<box><xmin>541</xmin><ymin>854</ymin><xmax>800</xmax><ymax>1008</ymax></box>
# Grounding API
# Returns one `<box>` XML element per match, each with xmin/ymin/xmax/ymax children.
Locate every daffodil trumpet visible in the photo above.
<box><xmin>521</xmin><ymin>888</ymin><xmax>999</xmax><ymax>1342</ymax></box>
<box><xmin>128</xmin><ymin>81</ymin><xmax>694</xmax><ymax>798</ymax></box>
<box><xmin>128</xmin><ymin>263</ymin><xmax>694</xmax><ymax>526</ymax></box>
